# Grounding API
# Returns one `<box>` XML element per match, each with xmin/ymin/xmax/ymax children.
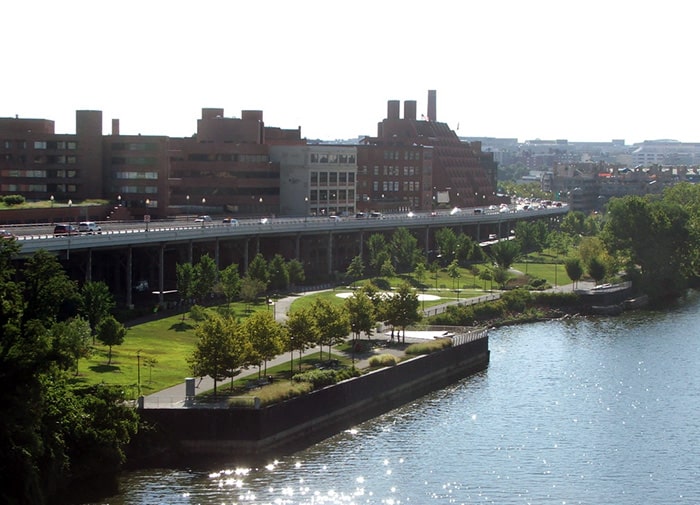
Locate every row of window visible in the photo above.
<box><xmin>111</xmin><ymin>142</ymin><xmax>160</xmax><ymax>152</ymax></box>
<box><xmin>111</xmin><ymin>157</ymin><xmax>158</xmax><ymax>166</ymax></box>
<box><xmin>114</xmin><ymin>171</ymin><xmax>159</xmax><ymax>180</ymax></box>
<box><xmin>1</xmin><ymin>183</ymin><xmax>77</xmax><ymax>193</ymax></box>
<box><xmin>1</xmin><ymin>169</ymin><xmax>78</xmax><ymax>178</ymax></box>
<box><xmin>171</xmin><ymin>169</ymin><xmax>279</xmax><ymax>180</ymax></box>
<box><xmin>310</xmin><ymin>171</ymin><xmax>356</xmax><ymax>185</ymax></box>
<box><xmin>309</xmin><ymin>153</ymin><xmax>357</xmax><ymax>164</ymax></box>
<box><xmin>32</xmin><ymin>155</ymin><xmax>77</xmax><ymax>164</ymax></box>
<box><xmin>1</xmin><ymin>140</ymin><xmax>76</xmax><ymax>150</ymax></box>
<box><xmin>30</xmin><ymin>141</ymin><xmax>78</xmax><ymax>150</ymax></box>
<box><xmin>185</xmin><ymin>153</ymin><xmax>269</xmax><ymax>163</ymax></box>
<box><xmin>383</xmin><ymin>150</ymin><xmax>421</xmax><ymax>161</ymax></box>
<box><xmin>308</xmin><ymin>189</ymin><xmax>355</xmax><ymax>202</ymax></box>
<box><xmin>374</xmin><ymin>166</ymin><xmax>421</xmax><ymax>177</ymax></box>
<box><xmin>371</xmin><ymin>181</ymin><xmax>421</xmax><ymax>192</ymax></box>
<box><xmin>116</xmin><ymin>185</ymin><xmax>159</xmax><ymax>194</ymax></box>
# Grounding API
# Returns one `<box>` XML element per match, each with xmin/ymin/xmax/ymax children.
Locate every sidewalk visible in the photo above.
<box><xmin>143</xmin><ymin>281</ymin><xmax>587</xmax><ymax>408</ymax></box>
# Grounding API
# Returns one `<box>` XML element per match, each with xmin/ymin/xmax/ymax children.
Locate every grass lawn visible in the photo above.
<box><xmin>70</xmin><ymin>299</ymin><xmax>272</xmax><ymax>398</ymax></box>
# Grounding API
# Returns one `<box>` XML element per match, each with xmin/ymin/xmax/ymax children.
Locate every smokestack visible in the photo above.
<box><xmin>404</xmin><ymin>100</ymin><xmax>417</xmax><ymax>120</ymax></box>
<box><xmin>427</xmin><ymin>90</ymin><xmax>436</xmax><ymax>122</ymax></box>
<box><xmin>387</xmin><ymin>100</ymin><xmax>400</xmax><ymax>119</ymax></box>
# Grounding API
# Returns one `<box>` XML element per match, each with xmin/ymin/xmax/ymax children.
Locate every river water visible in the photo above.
<box><xmin>91</xmin><ymin>293</ymin><xmax>700</xmax><ymax>504</ymax></box>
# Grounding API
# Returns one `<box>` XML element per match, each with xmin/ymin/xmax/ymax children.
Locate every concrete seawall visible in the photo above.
<box><xmin>136</xmin><ymin>337</ymin><xmax>489</xmax><ymax>465</ymax></box>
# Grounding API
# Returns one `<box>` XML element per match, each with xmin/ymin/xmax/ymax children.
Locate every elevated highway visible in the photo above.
<box><xmin>7</xmin><ymin>206</ymin><xmax>567</xmax><ymax>307</ymax></box>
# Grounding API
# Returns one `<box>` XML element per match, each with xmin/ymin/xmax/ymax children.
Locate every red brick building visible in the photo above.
<box><xmin>357</xmin><ymin>90</ymin><xmax>499</xmax><ymax>213</ymax></box>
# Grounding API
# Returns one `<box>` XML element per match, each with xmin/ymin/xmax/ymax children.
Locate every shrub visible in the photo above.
<box><xmin>2</xmin><ymin>194</ymin><xmax>25</xmax><ymax>206</ymax></box>
<box><xmin>405</xmin><ymin>338</ymin><xmax>452</xmax><ymax>356</ymax></box>
<box><xmin>500</xmin><ymin>289</ymin><xmax>533</xmax><ymax>312</ymax></box>
<box><xmin>292</xmin><ymin>369</ymin><xmax>338</xmax><ymax>388</ymax></box>
<box><xmin>189</xmin><ymin>304</ymin><xmax>207</xmax><ymax>321</ymax></box>
<box><xmin>368</xmin><ymin>354</ymin><xmax>397</xmax><ymax>367</ymax></box>
<box><xmin>532</xmin><ymin>291</ymin><xmax>580</xmax><ymax>307</ymax></box>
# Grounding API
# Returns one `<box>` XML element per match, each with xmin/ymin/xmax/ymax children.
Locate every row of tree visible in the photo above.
<box><xmin>188</xmin><ymin>282</ymin><xmax>422</xmax><ymax>395</ymax></box>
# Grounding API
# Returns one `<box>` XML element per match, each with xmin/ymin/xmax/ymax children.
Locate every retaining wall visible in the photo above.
<box><xmin>136</xmin><ymin>337</ymin><xmax>489</xmax><ymax>464</ymax></box>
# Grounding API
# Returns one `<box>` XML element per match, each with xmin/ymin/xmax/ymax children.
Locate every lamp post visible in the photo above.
<box><xmin>136</xmin><ymin>349</ymin><xmax>141</xmax><ymax>396</ymax></box>
<box><xmin>186</xmin><ymin>195</ymin><xmax>190</xmax><ymax>221</ymax></box>
<box><xmin>145</xmin><ymin>199</ymin><xmax>150</xmax><ymax>231</ymax></box>
<box><xmin>50</xmin><ymin>195</ymin><xmax>54</xmax><ymax>208</ymax></box>
<box><xmin>117</xmin><ymin>194</ymin><xmax>122</xmax><ymax>207</ymax></box>
<box><xmin>304</xmin><ymin>196</ymin><xmax>309</xmax><ymax>222</ymax></box>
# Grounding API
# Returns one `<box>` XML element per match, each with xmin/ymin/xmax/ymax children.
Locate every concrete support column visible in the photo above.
<box><xmin>126</xmin><ymin>246</ymin><xmax>133</xmax><ymax>308</ymax></box>
<box><xmin>244</xmin><ymin>238</ymin><xmax>250</xmax><ymax>274</ymax></box>
<box><xmin>215</xmin><ymin>238</ymin><xmax>220</xmax><ymax>269</ymax></box>
<box><xmin>328</xmin><ymin>232</ymin><xmax>333</xmax><ymax>276</ymax></box>
<box><xmin>295</xmin><ymin>233</ymin><xmax>301</xmax><ymax>260</ymax></box>
<box><xmin>359</xmin><ymin>231</ymin><xmax>364</xmax><ymax>257</ymax></box>
<box><xmin>158</xmin><ymin>244</ymin><xmax>165</xmax><ymax>306</ymax></box>
<box><xmin>86</xmin><ymin>249</ymin><xmax>92</xmax><ymax>282</ymax></box>
<box><xmin>425</xmin><ymin>226</ymin><xmax>430</xmax><ymax>257</ymax></box>
<box><xmin>188</xmin><ymin>240</ymin><xmax>193</xmax><ymax>264</ymax></box>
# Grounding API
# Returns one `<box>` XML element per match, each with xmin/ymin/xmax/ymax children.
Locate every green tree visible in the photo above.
<box><xmin>188</xmin><ymin>314</ymin><xmax>238</xmax><ymax>397</ymax></box>
<box><xmin>380</xmin><ymin>258</ymin><xmax>396</xmax><ymax>278</ymax></box>
<box><xmin>435</xmin><ymin>228</ymin><xmax>458</xmax><ymax>266</ymax></box>
<box><xmin>455</xmin><ymin>233</ymin><xmax>478</xmax><ymax>265</ymax></box>
<box><xmin>367</xmin><ymin>234</ymin><xmax>389</xmax><ymax>275</ymax></box>
<box><xmin>447</xmin><ymin>259</ymin><xmax>461</xmax><ymax>290</ymax></box>
<box><xmin>176</xmin><ymin>262</ymin><xmax>196</xmax><ymax>320</ymax></box>
<box><xmin>560</xmin><ymin>210</ymin><xmax>586</xmax><ymax>236</ymax></box>
<box><xmin>413</xmin><ymin>260</ymin><xmax>427</xmax><ymax>287</ymax></box>
<box><xmin>346</xmin><ymin>255</ymin><xmax>365</xmax><ymax>287</ymax></box>
<box><xmin>219</xmin><ymin>263</ymin><xmax>241</xmax><ymax>305</ymax></box>
<box><xmin>602</xmin><ymin>195</ymin><xmax>691</xmax><ymax>298</ymax></box>
<box><xmin>587</xmin><ymin>256</ymin><xmax>607</xmax><ymax>285</ymax></box>
<box><xmin>268</xmin><ymin>254</ymin><xmax>289</xmax><ymax>292</ymax></box>
<box><xmin>51</xmin><ymin>316</ymin><xmax>92</xmax><ymax>375</ymax></box>
<box><xmin>79</xmin><ymin>281</ymin><xmax>115</xmax><ymax>344</ymax></box>
<box><xmin>384</xmin><ymin>283</ymin><xmax>421</xmax><ymax>343</ymax></box>
<box><xmin>390</xmin><ymin>227</ymin><xmax>419</xmax><ymax>273</ymax></box>
<box><xmin>284</xmin><ymin>308</ymin><xmax>319</xmax><ymax>372</ymax></box>
<box><xmin>239</xmin><ymin>275</ymin><xmax>267</xmax><ymax>312</ymax></box>
<box><xmin>311</xmin><ymin>299</ymin><xmax>350</xmax><ymax>360</ymax></box>
<box><xmin>22</xmin><ymin>249</ymin><xmax>80</xmax><ymax>325</ymax></box>
<box><xmin>286</xmin><ymin>258</ymin><xmax>306</xmax><ymax>287</ymax></box>
<box><xmin>564</xmin><ymin>257</ymin><xmax>584</xmax><ymax>288</ymax></box>
<box><xmin>244</xmin><ymin>311</ymin><xmax>285</xmax><ymax>376</ymax></box>
<box><xmin>489</xmin><ymin>239</ymin><xmax>521</xmax><ymax>270</ymax></box>
<box><xmin>194</xmin><ymin>254</ymin><xmax>218</xmax><ymax>302</ymax></box>
<box><xmin>247</xmin><ymin>253</ymin><xmax>269</xmax><ymax>287</ymax></box>
<box><xmin>96</xmin><ymin>316</ymin><xmax>126</xmax><ymax>365</ymax></box>
<box><xmin>345</xmin><ymin>291</ymin><xmax>376</xmax><ymax>342</ymax></box>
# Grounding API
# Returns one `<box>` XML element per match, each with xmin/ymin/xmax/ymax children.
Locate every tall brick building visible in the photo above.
<box><xmin>357</xmin><ymin>90</ymin><xmax>499</xmax><ymax>213</ymax></box>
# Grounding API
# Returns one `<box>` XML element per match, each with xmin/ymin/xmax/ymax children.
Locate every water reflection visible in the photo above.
<box><xmin>95</xmin><ymin>295</ymin><xmax>700</xmax><ymax>504</ymax></box>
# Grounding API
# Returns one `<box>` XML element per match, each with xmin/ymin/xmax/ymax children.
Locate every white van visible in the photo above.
<box><xmin>78</xmin><ymin>221</ymin><xmax>102</xmax><ymax>234</ymax></box>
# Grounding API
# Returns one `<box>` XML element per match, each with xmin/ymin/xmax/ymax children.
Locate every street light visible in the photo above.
<box><xmin>136</xmin><ymin>349</ymin><xmax>142</xmax><ymax>396</ymax></box>
<box><xmin>50</xmin><ymin>195</ymin><xmax>54</xmax><ymax>208</ymax></box>
<box><xmin>304</xmin><ymin>196</ymin><xmax>309</xmax><ymax>222</ymax></box>
<box><xmin>186</xmin><ymin>195</ymin><xmax>190</xmax><ymax>221</ymax></box>
<box><xmin>145</xmin><ymin>199</ymin><xmax>150</xmax><ymax>231</ymax></box>
<box><xmin>117</xmin><ymin>194</ymin><xmax>122</xmax><ymax>206</ymax></box>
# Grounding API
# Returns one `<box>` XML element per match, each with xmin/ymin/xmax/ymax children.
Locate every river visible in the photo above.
<box><xmin>90</xmin><ymin>292</ymin><xmax>700</xmax><ymax>504</ymax></box>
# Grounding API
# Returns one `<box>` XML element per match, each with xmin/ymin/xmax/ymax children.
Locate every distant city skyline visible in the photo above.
<box><xmin>4</xmin><ymin>1</ymin><xmax>698</xmax><ymax>145</ymax></box>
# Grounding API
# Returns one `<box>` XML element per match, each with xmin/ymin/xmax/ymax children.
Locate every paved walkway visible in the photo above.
<box><xmin>142</xmin><ymin>281</ymin><xmax>593</xmax><ymax>408</ymax></box>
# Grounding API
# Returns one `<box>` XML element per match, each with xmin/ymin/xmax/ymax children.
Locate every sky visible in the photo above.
<box><xmin>3</xmin><ymin>0</ymin><xmax>698</xmax><ymax>145</ymax></box>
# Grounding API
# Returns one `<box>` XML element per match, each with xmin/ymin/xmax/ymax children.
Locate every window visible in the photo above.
<box><xmin>310</xmin><ymin>171</ymin><xmax>318</xmax><ymax>184</ymax></box>
<box><xmin>329</xmin><ymin>172</ymin><xmax>337</xmax><ymax>184</ymax></box>
<box><xmin>34</xmin><ymin>141</ymin><xmax>47</xmax><ymax>149</ymax></box>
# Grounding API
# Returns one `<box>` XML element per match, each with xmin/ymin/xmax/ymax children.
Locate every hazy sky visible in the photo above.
<box><xmin>4</xmin><ymin>1</ymin><xmax>697</xmax><ymax>144</ymax></box>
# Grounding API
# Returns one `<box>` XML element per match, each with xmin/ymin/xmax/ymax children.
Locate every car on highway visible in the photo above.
<box><xmin>53</xmin><ymin>223</ymin><xmax>79</xmax><ymax>236</ymax></box>
<box><xmin>1</xmin><ymin>229</ymin><xmax>15</xmax><ymax>240</ymax></box>
<box><xmin>194</xmin><ymin>215</ymin><xmax>212</xmax><ymax>223</ymax></box>
<box><xmin>222</xmin><ymin>217</ymin><xmax>239</xmax><ymax>226</ymax></box>
<box><xmin>78</xmin><ymin>221</ymin><xmax>102</xmax><ymax>234</ymax></box>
